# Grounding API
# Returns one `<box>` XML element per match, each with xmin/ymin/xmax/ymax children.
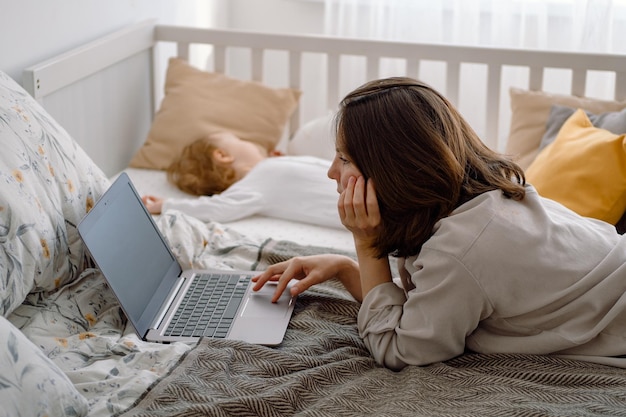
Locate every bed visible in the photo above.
<box><xmin>2</xmin><ymin>19</ymin><xmax>626</xmax><ymax>417</ymax></box>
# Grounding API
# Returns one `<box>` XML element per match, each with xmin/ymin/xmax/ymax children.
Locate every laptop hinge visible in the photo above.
<box><xmin>152</xmin><ymin>275</ymin><xmax>187</xmax><ymax>330</ymax></box>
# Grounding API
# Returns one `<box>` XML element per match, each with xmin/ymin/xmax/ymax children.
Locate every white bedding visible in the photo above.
<box><xmin>11</xmin><ymin>210</ymin><xmax>349</xmax><ymax>417</ymax></box>
<box><xmin>122</xmin><ymin>167</ymin><xmax>355</xmax><ymax>253</ymax></box>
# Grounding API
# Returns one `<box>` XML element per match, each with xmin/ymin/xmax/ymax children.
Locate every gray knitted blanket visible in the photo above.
<box><xmin>117</xmin><ymin>213</ymin><xmax>626</xmax><ymax>417</ymax></box>
<box><xmin>119</xmin><ymin>279</ymin><xmax>626</xmax><ymax>416</ymax></box>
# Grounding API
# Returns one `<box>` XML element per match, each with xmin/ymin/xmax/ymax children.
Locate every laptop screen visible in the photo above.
<box><xmin>78</xmin><ymin>173</ymin><xmax>182</xmax><ymax>337</ymax></box>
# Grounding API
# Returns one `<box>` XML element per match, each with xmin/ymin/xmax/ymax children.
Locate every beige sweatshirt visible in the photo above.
<box><xmin>358</xmin><ymin>186</ymin><xmax>626</xmax><ymax>370</ymax></box>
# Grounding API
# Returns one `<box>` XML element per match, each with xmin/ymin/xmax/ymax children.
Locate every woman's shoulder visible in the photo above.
<box><xmin>429</xmin><ymin>184</ymin><xmax>616</xmax><ymax>257</ymax></box>
<box><xmin>427</xmin><ymin>191</ymin><xmax>503</xmax><ymax>244</ymax></box>
<box><xmin>450</xmin><ymin>188</ymin><xmax>516</xmax><ymax>216</ymax></box>
<box><xmin>425</xmin><ymin>188</ymin><xmax>535</xmax><ymax>256</ymax></box>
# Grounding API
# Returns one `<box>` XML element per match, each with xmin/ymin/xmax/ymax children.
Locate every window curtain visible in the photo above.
<box><xmin>323</xmin><ymin>0</ymin><xmax>625</xmax><ymax>149</ymax></box>
<box><xmin>323</xmin><ymin>0</ymin><xmax>625</xmax><ymax>53</ymax></box>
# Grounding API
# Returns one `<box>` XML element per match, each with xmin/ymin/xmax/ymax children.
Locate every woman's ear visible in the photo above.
<box><xmin>212</xmin><ymin>148</ymin><xmax>235</xmax><ymax>165</ymax></box>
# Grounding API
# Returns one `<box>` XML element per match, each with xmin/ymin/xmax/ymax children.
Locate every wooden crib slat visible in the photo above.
<box><xmin>486</xmin><ymin>64</ymin><xmax>502</xmax><ymax>150</ymax></box>
<box><xmin>366</xmin><ymin>55</ymin><xmax>378</xmax><ymax>81</ymax></box>
<box><xmin>177</xmin><ymin>42</ymin><xmax>190</xmax><ymax>61</ymax></box>
<box><xmin>251</xmin><ymin>48</ymin><xmax>263</xmax><ymax>82</ymax></box>
<box><xmin>571</xmin><ymin>69</ymin><xmax>586</xmax><ymax>97</ymax></box>
<box><xmin>328</xmin><ymin>52</ymin><xmax>340</xmax><ymax>112</ymax></box>
<box><xmin>446</xmin><ymin>61</ymin><xmax>460</xmax><ymax>106</ymax></box>
<box><xmin>289</xmin><ymin>51</ymin><xmax>302</xmax><ymax>135</ymax></box>
<box><xmin>407</xmin><ymin>57</ymin><xmax>420</xmax><ymax>80</ymax></box>
<box><xmin>288</xmin><ymin>52</ymin><xmax>301</xmax><ymax>91</ymax></box>
<box><xmin>528</xmin><ymin>67</ymin><xmax>543</xmax><ymax>91</ymax></box>
<box><xmin>616</xmin><ymin>72</ymin><xmax>626</xmax><ymax>100</ymax></box>
<box><xmin>214</xmin><ymin>45</ymin><xmax>226</xmax><ymax>73</ymax></box>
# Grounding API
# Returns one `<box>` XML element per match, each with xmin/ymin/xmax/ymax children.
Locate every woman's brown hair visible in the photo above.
<box><xmin>167</xmin><ymin>136</ymin><xmax>237</xmax><ymax>196</ymax></box>
<box><xmin>336</xmin><ymin>77</ymin><xmax>526</xmax><ymax>258</ymax></box>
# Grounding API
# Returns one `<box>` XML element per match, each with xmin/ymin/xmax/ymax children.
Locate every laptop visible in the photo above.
<box><xmin>78</xmin><ymin>172</ymin><xmax>296</xmax><ymax>345</ymax></box>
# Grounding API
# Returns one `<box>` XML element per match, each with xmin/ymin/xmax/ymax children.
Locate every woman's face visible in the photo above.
<box><xmin>327</xmin><ymin>141</ymin><xmax>363</xmax><ymax>194</ymax></box>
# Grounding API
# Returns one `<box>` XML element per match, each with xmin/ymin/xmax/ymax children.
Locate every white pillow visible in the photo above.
<box><xmin>287</xmin><ymin>112</ymin><xmax>336</xmax><ymax>160</ymax></box>
<box><xmin>0</xmin><ymin>316</ymin><xmax>89</xmax><ymax>416</ymax></box>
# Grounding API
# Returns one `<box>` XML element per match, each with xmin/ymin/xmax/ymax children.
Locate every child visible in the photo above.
<box><xmin>142</xmin><ymin>131</ymin><xmax>343</xmax><ymax>229</ymax></box>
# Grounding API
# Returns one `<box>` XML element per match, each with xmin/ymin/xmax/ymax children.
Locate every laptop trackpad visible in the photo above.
<box><xmin>240</xmin><ymin>289</ymin><xmax>293</xmax><ymax>318</ymax></box>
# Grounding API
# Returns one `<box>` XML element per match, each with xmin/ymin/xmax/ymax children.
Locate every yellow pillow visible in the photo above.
<box><xmin>526</xmin><ymin>109</ymin><xmax>626</xmax><ymax>224</ymax></box>
<box><xmin>506</xmin><ymin>88</ymin><xmax>626</xmax><ymax>170</ymax></box>
<box><xmin>130</xmin><ymin>58</ymin><xmax>301</xmax><ymax>170</ymax></box>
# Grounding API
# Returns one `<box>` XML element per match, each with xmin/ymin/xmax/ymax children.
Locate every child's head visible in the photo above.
<box><xmin>167</xmin><ymin>134</ymin><xmax>236</xmax><ymax>196</ymax></box>
<box><xmin>167</xmin><ymin>131</ymin><xmax>267</xmax><ymax>196</ymax></box>
<box><xmin>209</xmin><ymin>131</ymin><xmax>268</xmax><ymax>178</ymax></box>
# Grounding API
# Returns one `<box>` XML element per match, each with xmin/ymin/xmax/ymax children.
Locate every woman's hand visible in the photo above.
<box><xmin>339</xmin><ymin>176</ymin><xmax>382</xmax><ymax>253</ymax></box>
<box><xmin>252</xmin><ymin>254</ymin><xmax>362</xmax><ymax>302</ymax></box>
<box><xmin>340</xmin><ymin>176</ymin><xmax>393</xmax><ymax>298</ymax></box>
<box><xmin>141</xmin><ymin>195</ymin><xmax>164</xmax><ymax>214</ymax></box>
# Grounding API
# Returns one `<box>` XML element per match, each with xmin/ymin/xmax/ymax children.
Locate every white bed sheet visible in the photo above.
<box><xmin>121</xmin><ymin>168</ymin><xmax>355</xmax><ymax>253</ymax></box>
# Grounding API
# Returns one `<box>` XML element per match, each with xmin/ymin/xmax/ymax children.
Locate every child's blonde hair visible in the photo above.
<box><xmin>167</xmin><ymin>135</ymin><xmax>237</xmax><ymax>196</ymax></box>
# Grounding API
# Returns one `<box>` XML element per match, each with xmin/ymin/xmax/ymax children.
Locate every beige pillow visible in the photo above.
<box><xmin>130</xmin><ymin>58</ymin><xmax>301</xmax><ymax>170</ymax></box>
<box><xmin>506</xmin><ymin>88</ymin><xmax>626</xmax><ymax>170</ymax></box>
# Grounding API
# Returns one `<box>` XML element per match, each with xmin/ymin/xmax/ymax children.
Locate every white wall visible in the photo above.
<box><xmin>0</xmin><ymin>0</ymin><xmax>227</xmax><ymax>83</ymax></box>
<box><xmin>0</xmin><ymin>0</ymin><xmax>326</xmax><ymax>85</ymax></box>
<box><xmin>224</xmin><ymin>0</ymin><xmax>324</xmax><ymax>34</ymax></box>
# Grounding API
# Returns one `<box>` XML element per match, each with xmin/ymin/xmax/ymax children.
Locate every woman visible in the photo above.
<box><xmin>252</xmin><ymin>77</ymin><xmax>626</xmax><ymax>370</ymax></box>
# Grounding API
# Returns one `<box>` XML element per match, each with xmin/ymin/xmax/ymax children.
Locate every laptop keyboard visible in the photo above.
<box><xmin>165</xmin><ymin>272</ymin><xmax>251</xmax><ymax>338</ymax></box>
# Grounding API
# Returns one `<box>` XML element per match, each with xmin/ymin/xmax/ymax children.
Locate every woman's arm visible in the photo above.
<box><xmin>358</xmin><ymin>251</ymin><xmax>487</xmax><ymax>370</ymax></box>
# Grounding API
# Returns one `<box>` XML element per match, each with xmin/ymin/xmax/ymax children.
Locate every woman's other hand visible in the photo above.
<box><xmin>340</xmin><ymin>176</ymin><xmax>382</xmax><ymax>252</ymax></box>
<box><xmin>340</xmin><ymin>176</ymin><xmax>392</xmax><ymax>297</ymax></box>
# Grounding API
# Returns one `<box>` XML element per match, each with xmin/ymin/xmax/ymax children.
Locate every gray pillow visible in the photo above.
<box><xmin>539</xmin><ymin>105</ymin><xmax>626</xmax><ymax>149</ymax></box>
